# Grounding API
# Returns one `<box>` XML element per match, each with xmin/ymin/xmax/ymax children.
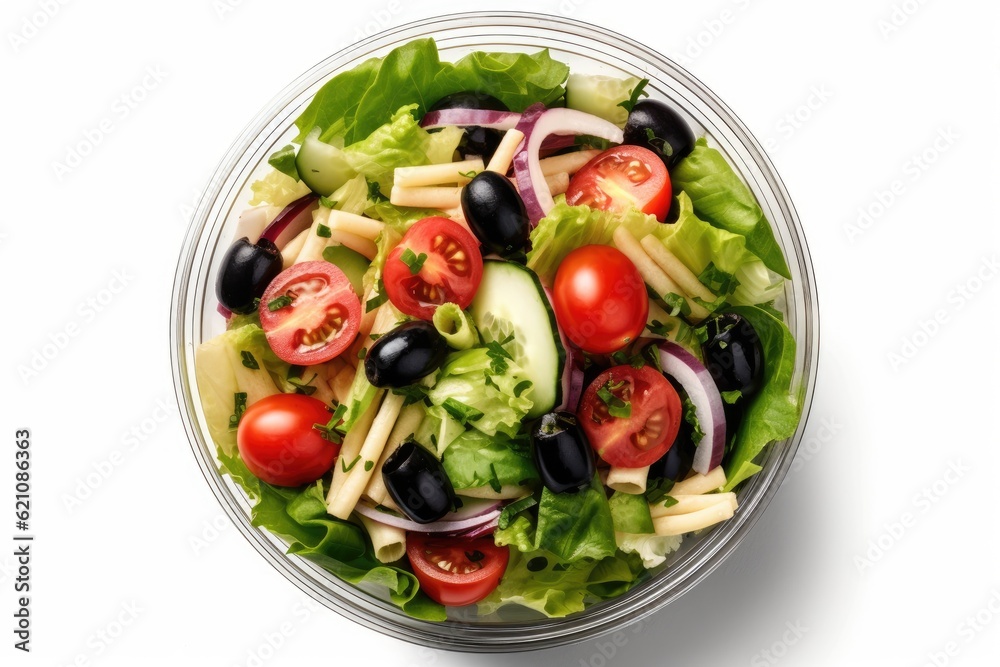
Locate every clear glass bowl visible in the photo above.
<box><xmin>171</xmin><ymin>11</ymin><xmax>819</xmax><ymax>652</ymax></box>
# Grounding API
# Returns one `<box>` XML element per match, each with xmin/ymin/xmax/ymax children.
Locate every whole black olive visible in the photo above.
<box><xmin>623</xmin><ymin>99</ymin><xmax>696</xmax><ymax>169</ymax></box>
<box><xmin>664</xmin><ymin>194</ymin><xmax>682</xmax><ymax>224</ymax></box>
<box><xmin>461</xmin><ymin>172</ymin><xmax>530</xmax><ymax>258</ymax></box>
<box><xmin>382</xmin><ymin>440</ymin><xmax>456</xmax><ymax>524</ymax></box>
<box><xmin>215</xmin><ymin>237</ymin><xmax>283</xmax><ymax>314</ymax></box>
<box><xmin>530</xmin><ymin>411</ymin><xmax>595</xmax><ymax>494</ymax></box>
<box><xmin>648</xmin><ymin>418</ymin><xmax>695</xmax><ymax>483</ymax></box>
<box><xmin>701</xmin><ymin>313</ymin><xmax>765</xmax><ymax>400</ymax></box>
<box><xmin>365</xmin><ymin>321</ymin><xmax>449</xmax><ymax>388</ymax></box>
<box><xmin>427</xmin><ymin>91</ymin><xmax>509</xmax><ymax>163</ymax></box>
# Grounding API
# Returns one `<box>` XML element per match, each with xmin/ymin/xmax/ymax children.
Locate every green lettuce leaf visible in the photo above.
<box><xmin>343</xmin><ymin>105</ymin><xmax>430</xmax><ymax>191</ymax></box>
<box><xmin>722</xmin><ymin>305</ymin><xmax>802</xmax><ymax>490</ymax></box>
<box><xmin>426</xmin><ymin>347</ymin><xmax>534</xmax><ymax>438</ymax></box>
<box><xmin>671</xmin><ymin>138</ymin><xmax>791</xmax><ymax>279</ymax></box>
<box><xmin>296</xmin><ymin>39</ymin><xmax>569</xmax><ymax>145</ymax></box>
<box><xmin>248</xmin><ymin>168</ymin><xmax>311</xmax><ymax>208</ymax></box>
<box><xmin>477</xmin><ymin>548</ymin><xmax>644</xmax><ymax>618</ymax></box>
<box><xmin>195</xmin><ymin>324</ymin><xmax>289</xmax><ymax>454</ymax></box>
<box><xmin>527</xmin><ymin>197</ymin><xmax>671</xmax><ymax>283</ymax></box>
<box><xmin>495</xmin><ymin>475</ymin><xmax>616</xmax><ymax>563</ymax></box>
<box><xmin>218</xmin><ymin>451</ymin><xmax>445</xmax><ymax>620</ymax></box>
<box><xmin>660</xmin><ymin>192</ymin><xmax>783</xmax><ymax>306</ymax></box>
<box><xmin>441</xmin><ymin>430</ymin><xmax>538</xmax><ymax>491</ymax></box>
<box><xmin>616</xmin><ymin>533</ymin><xmax>683</xmax><ymax>569</ymax></box>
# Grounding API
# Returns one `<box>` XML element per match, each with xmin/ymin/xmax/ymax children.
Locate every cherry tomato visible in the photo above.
<box><xmin>259</xmin><ymin>261</ymin><xmax>361</xmax><ymax>365</ymax></box>
<box><xmin>552</xmin><ymin>245</ymin><xmax>648</xmax><ymax>354</ymax></box>
<box><xmin>406</xmin><ymin>534</ymin><xmax>509</xmax><ymax>607</ymax></box>
<box><xmin>565</xmin><ymin>145</ymin><xmax>672</xmax><ymax>221</ymax></box>
<box><xmin>383</xmin><ymin>217</ymin><xmax>483</xmax><ymax>320</ymax></box>
<box><xmin>578</xmin><ymin>365</ymin><xmax>682</xmax><ymax>468</ymax></box>
<box><xmin>236</xmin><ymin>393</ymin><xmax>340</xmax><ymax>487</ymax></box>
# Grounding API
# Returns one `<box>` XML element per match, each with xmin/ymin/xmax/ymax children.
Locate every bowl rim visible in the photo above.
<box><xmin>171</xmin><ymin>9</ymin><xmax>820</xmax><ymax>652</ymax></box>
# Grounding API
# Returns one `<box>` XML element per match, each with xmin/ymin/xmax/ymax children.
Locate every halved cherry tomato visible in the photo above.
<box><xmin>259</xmin><ymin>261</ymin><xmax>361</xmax><ymax>365</ymax></box>
<box><xmin>578</xmin><ymin>365</ymin><xmax>682</xmax><ymax>468</ymax></box>
<box><xmin>406</xmin><ymin>534</ymin><xmax>509</xmax><ymax>607</ymax></box>
<box><xmin>383</xmin><ymin>217</ymin><xmax>483</xmax><ymax>320</ymax></box>
<box><xmin>565</xmin><ymin>145</ymin><xmax>672</xmax><ymax>221</ymax></box>
<box><xmin>237</xmin><ymin>393</ymin><xmax>339</xmax><ymax>487</ymax></box>
<box><xmin>553</xmin><ymin>245</ymin><xmax>648</xmax><ymax>354</ymax></box>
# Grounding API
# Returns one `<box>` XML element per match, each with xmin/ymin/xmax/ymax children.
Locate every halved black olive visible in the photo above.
<box><xmin>382</xmin><ymin>440</ymin><xmax>456</xmax><ymax>524</ymax></box>
<box><xmin>701</xmin><ymin>313</ymin><xmax>764</xmax><ymax>400</ymax></box>
<box><xmin>216</xmin><ymin>237</ymin><xmax>283</xmax><ymax>314</ymax></box>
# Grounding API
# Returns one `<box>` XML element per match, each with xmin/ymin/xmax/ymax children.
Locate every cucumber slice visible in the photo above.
<box><xmin>295</xmin><ymin>127</ymin><xmax>355</xmax><ymax>196</ymax></box>
<box><xmin>322</xmin><ymin>245</ymin><xmax>370</xmax><ymax>296</ymax></box>
<box><xmin>469</xmin><ymin>261</ymin><xmax>565</xmax><ymax>418</ymax></box>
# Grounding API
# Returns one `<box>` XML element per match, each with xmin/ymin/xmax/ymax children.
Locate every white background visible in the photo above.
<box><xmin>3</xmin><ymin>0</ymin><xmax>999</xmax><ymax>665</ymax></box>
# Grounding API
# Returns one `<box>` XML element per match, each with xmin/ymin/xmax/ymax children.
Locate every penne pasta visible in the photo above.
<box><xmin>363</xmin><ymin>403</ymin><xmax>427</xmax><ymax>506</ymax></box>
<box><xmin>326</xmin><ymin>391</ymin><xmax>384</xmax><ymax>504</ymax></box>
<box><xmin>485</xmin><ymin>129</ymin><xmax>525</xmax><ymax>174</ymax></box>
<box><xmin>280</xmin><ymin>227</ymin><xmax>311</xmax><ymax>269</ymax></box>
<box><xmin>327</xmin><ymin>392</ymin><xmax>405</xmax><ymax>520</ymax></box>
<box><xmin>669</xmin><ymin>466</ymin><xmax>727</xmax><ymax>495</ymax></box>
<box><xmin>652</xmin><ymin>499</ymin><xmax>735</xmax><ymax>537</ymax></box>
<box><xmin>328</xmin><ymin>210</ymin><xmax>385</xmax><ymax>242</ymax></box>
<box><xmin>356</xmin><ymin>514</ymin><xmax>406</xmax><ymax>563</ymax></box>
<box><xmin>639</xmin><ymin>235</ymin><xmax>717</xmax><ymax>303</ymax></box>
<box><xmin>538</xmin><ymin>148</ymin><xmax>602</xmax><ymax>176</ymax></box>
<box><xmin>649</xmin><ymin>493</ymin><xmax>738</xmax><ymax>518</ymax></box>
<box><xmin>607</xmin><ymin>466</ymin><xmax>650</xmax><ymax>495</ymax></box>
<box><xmin>395</xmin><ymin>158</ymin><xmax>485</xmax><ymax>187</ymax></box>
<box><xmin>390</xmin><ymin>185</ymin><xmax>463</xmax><ymax>210</ymax></box>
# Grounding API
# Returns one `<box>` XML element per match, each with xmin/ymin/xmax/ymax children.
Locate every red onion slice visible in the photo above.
<box><xmin>513</xmin><ymin>107</ymin><xmax>624</xmax><ymax>224</ymax></box>
<box><xmin>353</xmin><ymin>500</ymin><xmax>501</xmax><ymax>534</ymax></box>
<box><xmin>420</xmin><ymin>108</ymin><xmax>522</xmax><ymax>130</ymax></box>
<box><xmin>260</xmin><ymin>194</ymin><xmax>318</xmax><ymax>249</ymax></box>
<box><xmin>658</xmin><ymin>342</ymin><xmax>727</xmax><ymax>474</ymax></box>
<box><xmin>447</xmin><ymin>516</ymin><xmax>500</xmax><ymax>539</ymax></box>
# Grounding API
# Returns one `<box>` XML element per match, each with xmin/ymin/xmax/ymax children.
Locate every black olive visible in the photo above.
<box><xmin>427</xmin><ymin>91</ymin><xmax>510</xmax><ymax>163</ymax></box>
<box><xmin>648</xmin><ymin>418</ymin><xmax>695</xmax><ymax>483</ymax></box>
<box><xmin>623</xmin><ymin>99</ymin><xmax>696</xmax><ymax>169</ymax></box>
<box><xmin>664</xmin><ymin>194</ymin><xmax>682</xmax><ymax>224</ymax></box>
<box><xmin>364</xmin><ymin>321</ymin><xmax>449</xmax><ymax>388</ymax></box>
<box><xmin>530</xmin><ymin>411</ymin><xmax>595</xmax><ymax>494</ymax></box>
<box><xmin>461</xmin><ymin>172</ymin><xmax>530</xmax><ymax>258</ymax></box>
<box><xmin>215</xmin><ymin>237</ymin><xmax>283</xmax><ymax>314</ymax></box>
<box><xmin>701</xmin><ymin>313</ymin><xmax>765</xmax><ymax>400</ymax></box>
<box><xmin>382</xmin><ymin>440</ymin><xmax>456</xmax><ymax>524</ymax></box>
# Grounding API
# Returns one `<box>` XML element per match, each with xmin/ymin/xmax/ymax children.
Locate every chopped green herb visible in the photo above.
<box><xmin>644</xmin><ymin>478</ymin><xmax>675</xmax><ymax>505</ymax></box>
<box><xmin>721</xmin><ymin>390</ymin><xmax>743</xmax><ymax>404</ymax></box>
<box><xmin>240</xmin><ymin>350</ymin><xmax>259</xmax><ymax>370</ymax></box>
<box><xmin>288</xmin><ymin>373</ymin><xmax>319</xmax><ymax>396</ymax></box>
<box><xmin>400</xmin><ymin>248</ymin><xmax>428</xmax><ymax>274</ymax></box>
<box><xmin>513</xmin><ymin>380</ymin><xmax>533</xmax><ymax>398</ymax></box>
<box><xmin>228</xmin><ymin>392</ymin><xmax>248</xmax><ymax>429</ymax></box>
<box><xmin>267</xmin><ymin>294</ymin><xmax>294</xmax><ymax>311</ymax></box>
<box><xmin>267</xmin><ymin>144</ymin><xmax>299</xmax><ymax>180</ymax></box>
<box><xmin>644</xmin><ymin>127</ymin><xmax>674</xmax><ymax>157</ymax></box>
<box><xmin>497</xmin><ymin>496</ymin><xmax>538</xmax><ymax>530</ymax></box>
<box><xmin>441</xmin><ymin>398</ymin><xmax>485</xmax><ymax>425</ymax></box>
<box><xmin>367</xmin><ymin>178</ymin><xmax>388</xmax><ymax>203</ymax></box>
<box><xmin>611</xmin><ymin>351</ymin><xmax>630</xmax><ymax>366</ymax></box>
<box><xmin>693</xmin><ymin>294</ymin><xmax>729</xmax><ymax>313</ymax></box>
<box><xmin>314</xmin><ymin>403</ymin><xmax>348</xmax><ymax>443</ymax></box>
<box><xmin>318</xmin><ymin>196</ymin><xmax>337</xmax><ymax>209</ymax></box>
<box><xmin>391</xmin><ymin>385</ymin><xmax>428</xmax><ymax>407</ymax></box>
<box><xmin>358</xmin><ymin>347</ymin><xmax>368</xmax><ymax>360</ymax></box>
<box><xmin>597</xmin><ymin>381</ymin><xmax>632</xmax><ymax>419</ymax></box>
<box><xmin>697</xmin><ymin>262</ymin><xmax>740</xmax><ymax>296</ymax></box>
<box><xmin>366</xmin><ymin>279</ymin><xmax>388</xmax><ymax>312</ymax></box>
<box><xmin>364</xmin><ymin>460</ymin><xmax>375</xmax><ymax>472</ymax></box>
<box><xmin>617</xmin><ymin>77</ymin><xmax>650</xmax><ymax>113</ymax></box>
<box><xmin>317</xmin><ymin>224</ymin><xmax>332</xmax><ymax>238</ymax></box>
<box><xmin>683</xmin><ymin>397</ymin><xmax>705</xmax><ymax>445</ymax></box>
<box><xmin>341</xmin><ymin>454</ymin><xmax>362</xmax><ymax>473</ymax></box>
<box><xmin>661</xmin><ymin>496</ymin><xmax>679</xmax><ymax>509</ymax></box>
<box><xmin>487</xmin><ymin>463</ymin><xmax>502</xmax><ymax>493</ymax></box>
<box><xmin>459</xmin><ymin>170</ymin><xmax>478</xmax><ymax>179</ymax></box>
<box><xmin>485</xmin><ymin>334</ymin><xmax>515</xmax><ymax>375</ymax></box>
<box><xmin>647</xmin><ymin>319</ymin><xmax>673</xmax><ymax>336</ymax></box>
<box><xmin>369</xmin><ymin>333</ymin><xmax>382</xmax><ymax>341</ymax></box>
<box><xmin>483</xmin><ymin>372</ymin><xmax>501</xmax><ymax>391</ymax></box>
<box><xmin>663</xmin><ymin>292</ymin><xmax>691</xmax><ymax>318</ymax></box>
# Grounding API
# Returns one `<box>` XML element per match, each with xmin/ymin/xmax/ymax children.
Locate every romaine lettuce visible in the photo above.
<box><xmin>722</xmin><ymin>305</ymin><xmax>802</xmax><ymax>490</ymax></box>
<box><xmin>295</xmin><ymin>39</ymin><xmax>569</xmax><ymax>145</ymax></box>
<box><xmin>671</xmin><ymin>138</ymin><xmax>791</xmax><ymax>279</ymax></box>
<box><xmin>441</xmin><ymin>430</ymin><xmax>538</xmax><ymax>491</ymax></box>
<box><xmin>527</xmin><ymin>197</ymin><xmax>671</xmax><ymax>284</ymax></box>
<box><xmin>218</xmin><ymin>450</ymin><xmax>446</xmax><ymax>620</ymax></box>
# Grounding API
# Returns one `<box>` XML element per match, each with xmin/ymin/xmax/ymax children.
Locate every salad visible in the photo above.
<box><xmin>194</xmin><ymin>38</ymin><xmax>802</xmax><ymax>621</ymax></box>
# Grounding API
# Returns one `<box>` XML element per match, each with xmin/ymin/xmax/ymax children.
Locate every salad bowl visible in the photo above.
<box><xmin>171</xmin><ymin>11</ymin><xmax>818</xmax><ymax>651</ymax></box>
